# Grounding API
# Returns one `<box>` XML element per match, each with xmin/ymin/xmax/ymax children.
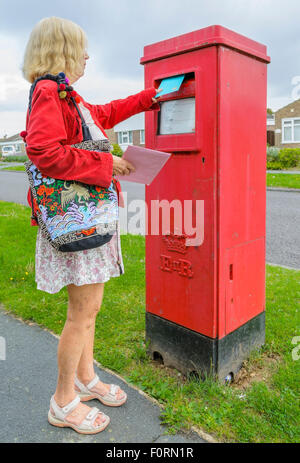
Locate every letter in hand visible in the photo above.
<box><xmin>112</xmin><ymin>155</ymin><xmax>135</xmax><ymax>176</ymax></box>
<box><xmin>152</xmin><ymin>90</ymin><xmax>162</xmax><ymax>104</ymax></box>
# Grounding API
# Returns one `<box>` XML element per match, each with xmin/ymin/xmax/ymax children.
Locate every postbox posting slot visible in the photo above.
<box><xmin>155</xmin><ymin>72</ymin><xmax>196</xmax><ymax>137</ymax></box>
<box><xmin>155</xmin><ymin>72</ymin><xmax>195</xmax><ymax>101</ymax></box>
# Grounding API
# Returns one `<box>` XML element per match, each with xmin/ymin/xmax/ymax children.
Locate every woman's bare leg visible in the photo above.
<box><xmin>52</xmin><ymin>282</ymin><xmax>106</xmax><ymax>427</ymax></box>
<box><xmin>76</xmin><ymin>283</ymin><xmax>125</xmax><ymax>400</ymax></box>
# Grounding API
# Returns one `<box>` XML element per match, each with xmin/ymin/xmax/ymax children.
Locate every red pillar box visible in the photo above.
<box><xmin>140</xmin><ymin>25</ymin><xmax>270</xmax><ymax>381</ymax></box>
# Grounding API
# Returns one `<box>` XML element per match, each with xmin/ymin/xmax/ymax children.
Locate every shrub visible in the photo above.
<box><xmin>111</xmin><ymin>143</ymin><xmax>123</xmax><ymax>158</ymax></box>
<box><xmin>266</xmin><ymin>147</ymin><xmax>300</xmax><ymax>170</ymax></box>
<box><xmin>278</xmin><ymin>148</ymin><xmax>300</xmax><ymax>168</ymax></box>
<box><xmin>267</xmin><ymin>146</ymin><xmax>280</xmax><ymax>162</ymax></box>
<box><xmin>267</xmin><ymin>161</ymin><xmax>283</xmax><ymax>170</ymax></box>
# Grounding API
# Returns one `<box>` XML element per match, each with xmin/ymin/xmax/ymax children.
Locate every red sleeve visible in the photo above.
<box><xmin>85</xmin><ymin>87</ymin><xmax>160</xmax><ymax>129</ymax></box>
<box><xmin>26</xmin><ymin>82</ymin><xmax>113</xmax><ymax>187</ymax></box>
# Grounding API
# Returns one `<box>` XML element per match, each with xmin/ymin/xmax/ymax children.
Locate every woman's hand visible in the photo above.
<box><xmin>112</xmin><ymin>155</ymin><xmax>136</xmax><ymax>176</ymax></box>
<box><xmin>152</xmin><ymin>89</ymin><xmax>162</xmax><ymax>105</ymax></box>
<box><xmin>111</xmin><ymin>88</ymin><xmax>161</xmax><ymax>177</ymax></box>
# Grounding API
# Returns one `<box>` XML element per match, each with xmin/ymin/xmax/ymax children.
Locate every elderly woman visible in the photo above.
<box><xmin>22</xmin><ymin>16</ymin><xmax>160</xmax><ymax>435</ymax></box>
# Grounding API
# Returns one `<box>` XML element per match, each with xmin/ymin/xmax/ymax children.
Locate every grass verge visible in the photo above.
<box><xmin>1</xmin><ymin>166</ymin><xmax>25</xmax><ymax>172</ymax></box>
<box><xmin>267</xmin><ymin>172</ymin><xmax>300</xmax><ymax>189</ymax></box>
<box><xmin>0</xmin><ymin>200</ymin><xmax>299</xmax><ymax>442</ymax></box>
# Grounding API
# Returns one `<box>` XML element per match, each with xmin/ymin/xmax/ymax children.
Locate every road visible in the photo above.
<box><xmin>0</xmin><ymin>170</ymin><xmax>299</xmax><ymax>269</ymax></box>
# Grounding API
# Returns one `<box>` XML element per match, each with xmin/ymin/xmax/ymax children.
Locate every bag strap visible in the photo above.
<box><xmin>70</xmin><ymin>96</ymin><xmax>92</xmax><ymax>141</ymax></box>
<box><xmin>28</xmin><ymin>73</ymin><xmax>92</xmax><ymax>141</ymax></box>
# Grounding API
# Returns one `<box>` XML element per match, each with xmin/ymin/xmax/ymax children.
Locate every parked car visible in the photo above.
<box><xmin>1</xmin><ymin>145</ymin><xmax>17</xmax><ymax>157</ymax></box>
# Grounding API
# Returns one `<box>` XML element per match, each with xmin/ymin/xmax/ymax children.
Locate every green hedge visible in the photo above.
<box><xmin>267</xmin><ymin>147</ymin><xmax>300</xmax><ymax>170</ymax></box>
<box><xmin>278</xmin><ymin>148</ymin><xmax>300</xmax><ymax>168</ymax></box>
<box><xmin>0</xmin><ymin>155</ymin><xmax>28</xmax><ymax>162</ymax></box>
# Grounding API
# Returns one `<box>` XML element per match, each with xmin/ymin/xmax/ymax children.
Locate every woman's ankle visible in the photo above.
<box><xmin>54</xmin><ymin>390</ymin><xmax>78</xmax><ymax>408</ymax></box>
<box><xmin>76</xmin><ymin>369</ymin><xmax>95</xmax><ymax>385</ymax></box>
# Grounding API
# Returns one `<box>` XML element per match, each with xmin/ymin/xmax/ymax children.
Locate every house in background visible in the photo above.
<box><xmin>267</xmin><ymin>113</ymin><xmax>275</xmax><ymax>146</ymax></box>
<box><xmin>105</xmin><ymin>113</ymin><xmax>145</xmax><ymax>152</ymax></box>
<box><xmin>274</xmin><ymin>99</ymin><xmax>300</xmax><ymax>149</ymax></box>
<box><xmin>0</xmin><ymin>133</ymin><xmax>25</xmax><ymax>155</ymax></box>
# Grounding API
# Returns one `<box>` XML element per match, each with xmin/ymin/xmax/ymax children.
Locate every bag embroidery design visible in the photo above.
<box><xmin>24</xmin><ymin>74</ymin><xmax>119</xmax><ymax>252</ymax></box>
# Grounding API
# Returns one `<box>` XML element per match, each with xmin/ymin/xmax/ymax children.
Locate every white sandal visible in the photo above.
<box><xmin>48</xmin><ymin>394</ymin><xmax>110</xmax><ymax>434</ymax></box>
<box><xmin>75</xmin><ymin>374</ymin><xmax>127</xmax><ymax>407</ymax></box>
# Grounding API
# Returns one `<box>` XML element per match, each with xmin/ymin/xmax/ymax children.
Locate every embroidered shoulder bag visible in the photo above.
<box><xmin>24</xmin><ymin>73</ymin><xmax>119</xmax><ymax>253</ymax></box>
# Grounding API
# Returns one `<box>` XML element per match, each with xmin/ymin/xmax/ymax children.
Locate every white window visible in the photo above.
<box><xmin>282</xmin><ymin>118</ymin><xmax>300</xmax><ymax>143</ymax></box>
<box><xmin>140</xmin><ymin>130</ymin><xmax>145</xmax><ymax>144</ymax></box>
<box><xmin>117</xmin><ymin>131</ymin><xmax>133</xmax><ymax>145</ymax></box>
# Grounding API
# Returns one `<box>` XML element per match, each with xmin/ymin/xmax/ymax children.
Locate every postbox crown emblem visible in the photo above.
<box><xmin>163</xmin><ymin>233</ymin><xmax>188</xmax><ymax>254</ymax></box>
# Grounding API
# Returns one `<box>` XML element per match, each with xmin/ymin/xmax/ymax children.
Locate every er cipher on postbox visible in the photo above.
<box><xmin>141</xmin><ymin>25</ymin><xmax>270</xmax><ymax>382</ymax></box>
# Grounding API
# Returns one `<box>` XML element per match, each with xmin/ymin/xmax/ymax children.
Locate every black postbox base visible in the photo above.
<box><xmin>145</xmin><ymin>312</ymin><xmax>265</xmax><ymax>382</ymax></box>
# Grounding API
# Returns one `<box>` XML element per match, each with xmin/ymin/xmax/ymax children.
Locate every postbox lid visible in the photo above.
<box><xmin>140</xmin><ymin>25</ymin><xmax>270</xmax><ymax>64</ymax></box>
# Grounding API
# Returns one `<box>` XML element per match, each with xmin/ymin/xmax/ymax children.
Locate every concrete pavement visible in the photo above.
<box><xmin>0</xmin><ymin>309</ymin><xmax>208</xmax><ymax>443</ymax></box>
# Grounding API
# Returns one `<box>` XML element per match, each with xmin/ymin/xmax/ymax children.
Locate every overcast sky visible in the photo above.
<box><xmin>0</xmin><ymin>0</ymin><xmax>300</xmax><ymax>136</ymax></box>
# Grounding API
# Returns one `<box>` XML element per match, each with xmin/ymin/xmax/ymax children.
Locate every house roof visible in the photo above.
<box><xmin>0</xmin><ymin>133</ymin><xmax>22</xmax><ymax>143</ymax></box>
<box><xmin>275</xmin><ymin>98</ymin><xmax>300</xmax><ymax>114</ymax></box>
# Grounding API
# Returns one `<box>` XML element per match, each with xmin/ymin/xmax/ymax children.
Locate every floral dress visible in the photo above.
<box><xmin>35</xmin><ymin>104</ymin><xmax>124</xmax><ymax>294</ymax></box>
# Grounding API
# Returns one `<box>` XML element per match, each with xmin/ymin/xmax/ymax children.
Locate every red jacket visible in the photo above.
<box><xmin>24</xmin><ymin>79</ymin><xmax>159</xmax><ymax>225</ymax></box>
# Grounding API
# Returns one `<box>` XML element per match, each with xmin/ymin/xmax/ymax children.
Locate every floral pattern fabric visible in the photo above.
<box><xmin>26</xmin><ymin>138</ymin><xmax>118</xmax><ymax>249</ymax></box>
<box><xmin>35</xmin><ymin>220</ymin><xmax>124</xmax><ymax>294</ymax></box>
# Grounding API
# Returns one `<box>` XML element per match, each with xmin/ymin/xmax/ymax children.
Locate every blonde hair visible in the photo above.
<box><xmin>22</xmin><ymin>17</ymin><xmax>87</xmax><ymax>83</ymax></box>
